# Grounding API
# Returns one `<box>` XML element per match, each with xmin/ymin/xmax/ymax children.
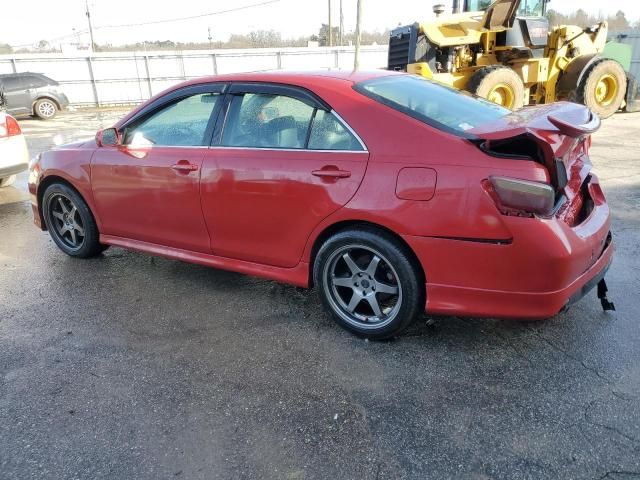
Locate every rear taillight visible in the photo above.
<box><xmin>484</xmin><ymin>176</ymin><xmax>555</xmax><ymax>217</ymax></box>
<box><xmin>0</xmin><ymin>115</ymin><xmax>21</xmax><ymax>138</ymax></box>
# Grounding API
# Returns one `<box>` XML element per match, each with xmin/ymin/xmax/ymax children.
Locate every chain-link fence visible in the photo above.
<box><xmin>0</xmin><ymin>46</ymin><xmax>387</xmax><ymax>107</ymax></box>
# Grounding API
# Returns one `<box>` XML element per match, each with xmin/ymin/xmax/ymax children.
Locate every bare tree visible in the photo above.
<box><xmin>546</xmin><ymin>8</ymin><xmax>635</xmax><ymax>31</ymax></box>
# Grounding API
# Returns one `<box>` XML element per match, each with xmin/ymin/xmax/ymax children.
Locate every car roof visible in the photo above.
<box><xmin>183</xmin><ymin>69</ymin><xmax>400</xmax><ymax>87</ymax></box>
<box><xmin>0</xmin><ymin>72</ymin><xmax>48</xmax><ymax>78</ymax></box>
<box><xmin>115</xmin><ymin>69</ymin><xmax>405</xmax><ymax>128</ymax></box>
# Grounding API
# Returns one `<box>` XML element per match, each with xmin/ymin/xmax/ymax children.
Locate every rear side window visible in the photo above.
<box><xmin>124</xmin><ymin>93</ymin><xmax>220</xmax><ymax>146</ymax></box>
<box><xmin>308</xmin><ymin>110</ymin><xmax>363</xmax><ymax>151</ymax></box>
<box><xmin>222</xmin><ymin>93</ymin><xmax>314</xmax><ymax>149</ymax></box>
<box><xmin>25</xmin><ymin>75</ymin><xmax>50</xmax><ymax>88</ymax></box>
<box><xmin>221</xmin><ymin>91</ymin><xmax>364</xmax><ymax>151</ymax></box>
<box><xmin>354</xmin><ymin>75</ymin><xmax>509</xmax><ymax>137</ymax></box>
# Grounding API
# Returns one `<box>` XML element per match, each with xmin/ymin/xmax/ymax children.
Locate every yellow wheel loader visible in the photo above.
<box><xmin>387</xmin><ymin>0</ymin><xmax>640</xmax><ymax>118</ymax></box>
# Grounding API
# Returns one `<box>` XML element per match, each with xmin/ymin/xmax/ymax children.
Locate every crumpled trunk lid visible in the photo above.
<box><xmin>469</xmin><ymin>102</ymin><xmax>601</xmax><ymax>225</ymax></box>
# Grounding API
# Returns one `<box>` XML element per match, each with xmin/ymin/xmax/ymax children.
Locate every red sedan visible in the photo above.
<box><xmin>28</xmin><ymin>70</ymin><xmax>614</xmax><ymax>338</ymax></box>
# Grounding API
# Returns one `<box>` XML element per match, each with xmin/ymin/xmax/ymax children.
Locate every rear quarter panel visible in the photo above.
<box><xmin>298</xmin><ymin>87</ymin><xmax>551</xmax><ymax>261</ymax></box>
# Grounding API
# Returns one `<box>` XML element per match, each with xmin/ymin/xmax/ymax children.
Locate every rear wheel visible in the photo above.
<box><xmin>576</xmin><ymin>59</ymin><xmax>627</xmax><ymax>119</ymax></box>
<box><xmin>42</xmin><ymin>183</ymin><xmax>107</xmax><ymax>257</ymax></box>
<box><xmin>34</xmin><ymin>98</ymin><xmax>58</xmax><ymax>120</ymax></box>
<box><xmin>466</xmin><ymin>66</ymin><xmax>525</xmax><ymax>110</ymax></box>
<box><xmin>313</xmin><ymin>229</ymin><xmax>424</xmax><ymax>339</ymax></box>
<box><xmin>0</xmin><ymin>175</ymin><xmax>16</xmax><ymax>187</ymax></box>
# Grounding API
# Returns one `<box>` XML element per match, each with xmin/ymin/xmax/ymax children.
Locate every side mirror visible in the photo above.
<box><xmin>96</xmin><ymin>128</ymin><xmax>121</xmax><ymax>147</ymax></box>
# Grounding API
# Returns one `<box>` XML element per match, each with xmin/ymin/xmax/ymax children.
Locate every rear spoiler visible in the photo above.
<box><xmin>547</xmin><ymin>111</ymin><xmax>601</xmax><ymax>138</ymax></box>
<box><xmin>468</xmin><ymin>102</ymin><xmax>600</xmax><ymax>141</ymax></box>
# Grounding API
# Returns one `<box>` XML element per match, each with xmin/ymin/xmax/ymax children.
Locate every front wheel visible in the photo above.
<box><xmin>42</xmin><ymin>183</ymin><xmax>107</xmax><ymax>258</ymax></box>
<box><xmin>313</xmin><ymin>228</ymin><xmax>425</xmax><ymax>339</ymax></box>
<box><xmin>466</xmin><ymin>66</ymin><xmax>525</xmax><ymax>110</ymax></box>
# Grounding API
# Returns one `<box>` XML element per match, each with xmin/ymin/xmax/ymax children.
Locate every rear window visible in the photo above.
<box><xmin>353</xmin><ymin>75</ymin><xmax>509</xmax><ymax>137</ymax></box>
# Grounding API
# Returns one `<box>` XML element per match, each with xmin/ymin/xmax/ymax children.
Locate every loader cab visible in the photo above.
<box><xmin>465</xmin><ymin>0</ymin><xmax>550</xmax><ymax>58</ymax></box>
<box><xmin>463</xmin><ymin>0</ymin><xmax>547</xmax><ymax>17</ymax></box>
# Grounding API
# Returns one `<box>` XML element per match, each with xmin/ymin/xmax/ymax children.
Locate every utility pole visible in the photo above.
<box><xmin>85</xmin><ymin>0</ymin><xmax>96</xmax><ymax>53</ymax></box>
<box><xmin>354</xmin><ymin>0</ymin><xmax>362</xmax><ymax>70</ymax></box>
<box><xmin>208</xmin><ymin>26</ymin><xmax>213</xmax><ymax>50</ymax></box>
<box><xmin>339</xmin><ymin>0</ymin><xmax>344</xmax><ymax>46</ymax></box>
<box><xmin>328</xmin><ymin>0</ymin><xmax>333</xmax><ymax>47</ymax></box>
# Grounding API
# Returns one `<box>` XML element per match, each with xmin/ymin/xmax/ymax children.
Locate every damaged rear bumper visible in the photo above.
<box><xmin>415</xmin><ymin>236</ymin><xmax>614</xmax><ymax>320</ymax></box>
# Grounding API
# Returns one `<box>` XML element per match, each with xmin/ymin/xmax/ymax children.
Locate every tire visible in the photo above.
<box><xmin>313</xmin><ymin>228</ymin><xmax>425</xmax><ymax>340</ymax></box>
<box><xmin>466</xmin><ymin>66</ymin><xmax>525</xmax><ymax>110</ymax></box>
<box><xmin>624</xmin><ymin>72</ymin><xmax>640</xmax><ymax>113</ymax></box>
<box><xmin>34</xmin><ymin>98</ymin><xmax>58</xmax><ymax>120</ymax></box>
<box><xmin>0</xmin><ymin>175</ymin><xmax>16</xmax><ymax>188</ymax></box>
<box><xmin>575</xmin><ymin>59</ymin><xmax>627</xmax><ymax>119</ymax></box>
<box><xmin>42</xmin><ymin>183</ymin><xmax>107</xmax><ymax>258</ymax></box>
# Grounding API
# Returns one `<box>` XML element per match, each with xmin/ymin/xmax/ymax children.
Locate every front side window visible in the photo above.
<box><xmin>222</xmin><ymin>93</ymin><xmax>314</xmax><ymax>149</ymax></box>
<box><xmin>0</xmin><ymin>77</ymin><xmax>23</xmax><ymax>91</ymax></box>
<box><xmin>354</xmin><ymin>75</ymin><xmax>509</xmax><ymax>137</ymax></box>
<box><xmin>466</xmin><ymin>0</ymin><xmax>544</xmax><ymax>17</ymax></box>
<box><xmin>466</xmin><ymin>0</ymin><xmax>492</xmax><ymax>11</ymax></box>
<box><xmin>124</xmin><ymin>93</ymin><xmax>220</xmax><ymax>146</ymax></box>
<box><xmin>515</xmin><ymin>0</ymin><xmax>544</xmax><ymax>17</ymax></box>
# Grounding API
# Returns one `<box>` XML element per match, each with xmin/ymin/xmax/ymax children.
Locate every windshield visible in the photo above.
<box><xmin>354</xmin><ymin>75</ymin><xmax>509</xmax><ymax>137</ymax></box>
<box><xmin>466</xmin><ymin>0</ymin><xmax>545</xmax><ymax>17</ymax></box>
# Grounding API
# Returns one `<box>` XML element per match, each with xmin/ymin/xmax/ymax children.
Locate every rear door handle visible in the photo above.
<box><xmin>312</xmin><ymin>168</ymin><xmax>351</xmax><ymax>179</ymax></box>
<box><xmin>171</xmin><ymin>162</ymin><xmax>199</xmax><ymax>173</ymax></box>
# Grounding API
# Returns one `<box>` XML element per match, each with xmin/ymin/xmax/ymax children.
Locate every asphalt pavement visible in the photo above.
<box><xmin>1</xmin><ymin>108</ymin><xmax>639</xmax><ymax>480</ymax></box>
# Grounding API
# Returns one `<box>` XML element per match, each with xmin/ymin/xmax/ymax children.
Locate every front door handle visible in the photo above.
<box><xmin>312</xmin><ymin>168</ymin><xmax>351</xmax><ymax>179</ymax></box>
<box><xmin>171</xmin><ymin>161</ymin><xmax>199</xmax><ymax>173</ymax></box>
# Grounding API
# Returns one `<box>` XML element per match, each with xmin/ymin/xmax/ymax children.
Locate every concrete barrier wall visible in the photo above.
<box><xmin>0</xmin><ymin>46</ymin><xmax>388</xmax><ymax>106</ymax></box>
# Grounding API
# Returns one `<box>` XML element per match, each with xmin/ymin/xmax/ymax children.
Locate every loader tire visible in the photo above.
<box><xmin>575</xmin><ymin>59</ymin><xmax>627</xmax><ymax>119</ymax></box>
<box><xmin>466</xmin><ymin>66</ymin><xmax>525</xmax><ymax>110</ymax></box>
<box><xmin>623</xmin><ymin>72</ymin><xmax>640</xmax><ymax>113</ymax></box>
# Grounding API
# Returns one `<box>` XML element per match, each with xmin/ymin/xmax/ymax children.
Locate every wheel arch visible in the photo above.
<box><xmin>37</xmin><ymin>175</ymin><xmax>94</xmax><ymax>231</ymax></box>
<box><xmin>307</xmin><ymin>219</ymin><xmax>426</xmax><ymax>289</ymax></box>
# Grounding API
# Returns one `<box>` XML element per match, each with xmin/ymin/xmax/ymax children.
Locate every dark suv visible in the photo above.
<box><xmin>0</xmin><ymin>73</ymin><xmax>69</xmax><ymax>120</ymax></box>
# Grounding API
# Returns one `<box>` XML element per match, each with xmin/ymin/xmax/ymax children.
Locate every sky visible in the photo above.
<box><xmin>3</xmin><ymin>0</ymin><xmax>640</xmax><ymax>48</ymax></box>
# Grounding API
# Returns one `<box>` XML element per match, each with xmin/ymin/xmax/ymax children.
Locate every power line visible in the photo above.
<box><xmin>8</xmin><ymin>0</ymin><xmax>280</xmax><ymax>48</ymax></box>
<box><xmin>9</xmin><ymin>30</ymin><xmax>88</xmax><ymax>49</ymax></box>
<box><xmin>94</xmin><ymin>0</ymin><xmax>280</xmax><ymax>29</ymax></box>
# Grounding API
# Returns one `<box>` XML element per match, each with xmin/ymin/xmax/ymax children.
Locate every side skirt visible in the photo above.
<box><xmin>100</xmin><ymin>234</ymin><xmax>310</xmax><ymax>288</ymax></box>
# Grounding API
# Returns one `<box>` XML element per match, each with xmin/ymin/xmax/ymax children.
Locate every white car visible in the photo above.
<box><xmin>0</xmin><ymin>112</ymin><xmax>29</xmax><ymax>187</ymax></box>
